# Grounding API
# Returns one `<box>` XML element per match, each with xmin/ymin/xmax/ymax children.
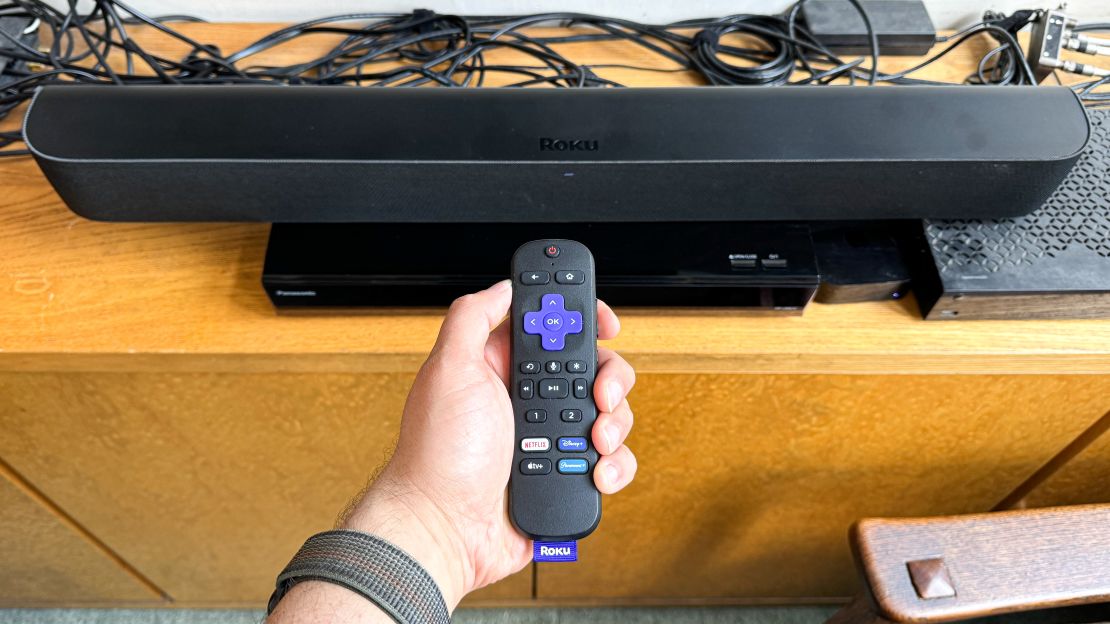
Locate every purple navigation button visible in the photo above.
<box><xmin>565</xmin><ymin>310</ymin><xmax>583</xmax><ymax>334</ymax></box>
<box><xmin>541</xmin><ymin>294</ymin><xmax>564</xmax><ymax>310</ymax></box>
<box><xmin>523</xmin><ymin>311</ymin><xmax>543</xmax><ymax>335</ymax></box>
<box><xmin>543</xmin><ymin>312</ymin><xmax>564</xmax><ymax>330</ymax></box>
<box><xmin>524</xmin><ymin>293</ymin><xmax>580</xmax><ymax>352</ymax></box>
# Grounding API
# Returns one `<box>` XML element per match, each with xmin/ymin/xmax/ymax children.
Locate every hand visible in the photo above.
<box><xmin>340</xmin><ymin>279</ymin><xmax>637</xmax><ymax>609</ymax></box>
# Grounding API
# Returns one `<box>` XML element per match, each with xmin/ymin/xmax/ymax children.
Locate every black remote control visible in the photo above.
<box><xmin>509</xmin><ymin>240</ymin><xmax>600</xmax><ymax>541</ymax></box>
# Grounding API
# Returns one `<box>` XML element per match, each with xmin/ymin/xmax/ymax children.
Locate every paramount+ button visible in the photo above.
<box><xmin>557</xmin><ymin>458</ymin><xmax>589</xmax><ymax>474</ymax></box>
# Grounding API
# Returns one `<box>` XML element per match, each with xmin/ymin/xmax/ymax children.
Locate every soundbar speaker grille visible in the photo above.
<box><xmin>926</xmin><ymin>109</ymin><xmax>1110</xmax><ymax>274</ymax></box>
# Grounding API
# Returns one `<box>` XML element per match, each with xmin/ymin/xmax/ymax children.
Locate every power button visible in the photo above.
<box><xmin>544</xmin><ymin>244</ymin><xmax>560</xmax><ymax>258</ymax></box>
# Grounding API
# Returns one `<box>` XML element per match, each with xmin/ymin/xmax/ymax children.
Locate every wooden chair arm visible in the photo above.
<box><xmin>850</xmin><ymin>504</ymin><xmax>1110</xmax><ymax>623</ymax></box>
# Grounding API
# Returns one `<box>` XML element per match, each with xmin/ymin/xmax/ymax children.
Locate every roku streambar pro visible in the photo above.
<box><xmin>24</xmin><ymin>85</ymin><xmax>1089</xmax><ymax>222</ymax></box>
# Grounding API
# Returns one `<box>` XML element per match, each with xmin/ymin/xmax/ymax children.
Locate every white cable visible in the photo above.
<box><xmin>1043</xmin><ymin>56</ymin><xmax>1110</xmax><ymax>77</ymax></box>
<box><xmin>1066</xmin><ymin>37</ymin><xmax>1110</xmax><ymax>57</ymax></box>
<box><xmin>1076</xmin><ymin>34</ymin><xmax>1110</xmax><ymax>47</ymax></box>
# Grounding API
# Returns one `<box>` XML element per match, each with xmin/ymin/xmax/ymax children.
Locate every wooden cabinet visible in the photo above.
<box><xmin>3</xmin><ymin>372</ymin><xmax>1108</xmax><ymax>605</ymax></box>
<box><xmin>535</xmin><ymin>374</ymin><xmax>1110</xmax><ymax>601</ymax></box>
<box><xmin>1024</xmin><ymin>416</ymin><xmax>1110</xmax><ymax>509</ymax></box>
<box><xmin>0</xmin><ymin>372</ymin><xmax>530</xmax><ymax>606</ymax></box>
<box><xmin>0</xmin><ymin>468</ymin><xmax>159</xmax><ymax>606</ymax></box>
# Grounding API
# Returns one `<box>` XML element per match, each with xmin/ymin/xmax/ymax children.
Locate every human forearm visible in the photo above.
<box><xmin>268</xmin><ymin>475</ymin><xmax>466</xmax><ymax>623</ymax></box>
<box><xmin>268</xmin><ymin>580</ymin><xmax>396</xmax><ymax>624</ymax></box>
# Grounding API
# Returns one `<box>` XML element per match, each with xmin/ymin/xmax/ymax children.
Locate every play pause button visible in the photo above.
<box><xmin>539</xmin><ymin>378</ymin><xmax>569</xmax><ymax>399</ymax></box>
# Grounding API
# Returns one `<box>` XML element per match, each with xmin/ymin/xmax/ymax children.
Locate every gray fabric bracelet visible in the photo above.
<box><xmin>267</xmin><ymin>529</ymin><xmax>451</xmax><ymax>623</ymax></box>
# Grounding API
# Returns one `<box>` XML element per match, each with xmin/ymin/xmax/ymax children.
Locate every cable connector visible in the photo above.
<box><xmin>983</xmin><ymin>9</ymin><xmax>1039</xmax><ymax>39</ymax></box>
<box><xmin>1027</xmin><ymin>7</ymin><xmax>1075</xmax><ymax>83</ymax></box>
<box><xmin>1026</xmin><ymin>6</ymin><xmax>1110</xmax><ymax>82</ymax></box>
<box><xmin>1042</xmin><ymin>56</ymin><xmax>1110</xmax><ymax>77</ymax></box>
<box><xmin>1065</xmin><ymin>35</ymin><xmax>1110</xmax><ymax>57</ymax></box>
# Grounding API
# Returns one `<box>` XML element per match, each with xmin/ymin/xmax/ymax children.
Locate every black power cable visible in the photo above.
<box><xmin>0</xmin><ymin>1</ymin><xmax>1106</xmax><ymax>157</ymax></box>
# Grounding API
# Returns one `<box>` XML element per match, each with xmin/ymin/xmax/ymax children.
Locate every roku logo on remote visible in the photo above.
<box><xmin>533</xmin><ymin>541</ymin><xmax>578</xmax><ymax>562</ymax></box>
<box><xmin>539</xmin><ymin>137</ymin><xmax>599</xmax><ymax>152</ymax></box>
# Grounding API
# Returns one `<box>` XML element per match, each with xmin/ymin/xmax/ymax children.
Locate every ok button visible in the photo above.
<box><xmin>543</xmin><ymin>313</ymin><xmax>563</xmax><ymax>329</ymax></box>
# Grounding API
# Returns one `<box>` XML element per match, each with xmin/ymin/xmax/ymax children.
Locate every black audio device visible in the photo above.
<box><xmin>25</xmin><ymin>85</ymin><xmax>1089</xmax><ymax>222</ymax></box>
<box><xmin>909</xmin><ymin>108</ymin><xmax>1110</xmax><ymax>320</ymax></box>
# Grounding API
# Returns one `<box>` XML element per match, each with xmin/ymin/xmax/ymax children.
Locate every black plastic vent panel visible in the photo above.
<box><xmin>924</xmin><ymin>109</ymin><xmax>1110</xmax><ymax>290</ymax></box>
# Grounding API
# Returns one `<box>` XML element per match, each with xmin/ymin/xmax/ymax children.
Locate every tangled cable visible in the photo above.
<box><xmin>0</xmin><ymin>0</ymin><xmax>1107</xmax><ymax>156</ymax></box>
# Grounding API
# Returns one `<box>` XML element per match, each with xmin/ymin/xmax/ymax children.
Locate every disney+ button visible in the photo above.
<box><xmin>557</xmin><ymin>437</ymin><xmax>588</xmax><ymax>452</ymax></box>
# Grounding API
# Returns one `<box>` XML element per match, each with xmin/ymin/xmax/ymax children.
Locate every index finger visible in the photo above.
<box><xmin>435</xmin><ymin>280</ymin><xmax>513</xmax><ymax>357</ymax></box>
<box><xmin>598</xmin><ymin>299</ymin><xmax>620</xmax><ymax>340</ymax></box>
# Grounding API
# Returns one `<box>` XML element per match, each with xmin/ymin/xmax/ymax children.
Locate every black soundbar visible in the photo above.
<box><xmin>25</xmin><ymin>85</ymin><xmax>1089</xmax><ymax>222</ymax></box>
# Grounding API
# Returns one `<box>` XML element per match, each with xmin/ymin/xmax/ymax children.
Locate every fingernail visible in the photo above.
<box><xmin>606</xmin><ymin>380</ymin><xmax>622</xmax><ymax>412</ymax></box>
<box><xmin>491</xmin><ymin>279</ymin><xmax>512</xmax><ymax>292</ymax></box>
<box><xmin>604</xmin><ymin>424</ymin><xmax>619</xmax><ymax>454</ymax></box>
<box><xmin>605</xmin><ymin>463</ymin><xmax>620</xmax><ymax>485</ymax></box>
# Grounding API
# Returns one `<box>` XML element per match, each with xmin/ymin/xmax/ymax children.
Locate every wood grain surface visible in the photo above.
<box><xmin>3</xmin><ymin>372</ymin><xmax>1107</xmax><ymax>605</ymax></box>
<box><xmin>532</xmin><ymin>374</ymin><xmax>1110</xmax><ymax>602</ymax></box>
<box><xmin>0</xmin><ymin>371</ymin><xmax>531</xmax><ymax>606</ymax></box>
<box><xmin>0</xmin><ymin>465</ymin><xmax>161</xmax><ymax>606</ymax></box>
<box><xmin>854</xmin><ymin>505</ymin><xmax>1110</xmax><ymax>622</ymax></box>
<box><xmin>1022</xmin><ymin>415</ymin><xmax>1110</xmax><ymax>511</ymax></box>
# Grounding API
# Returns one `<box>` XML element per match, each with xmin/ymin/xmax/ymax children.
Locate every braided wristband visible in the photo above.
<box><xmin>267</xmin><ymin>530</ymin><xmax>450</xmax><ymax>624</ymax></box>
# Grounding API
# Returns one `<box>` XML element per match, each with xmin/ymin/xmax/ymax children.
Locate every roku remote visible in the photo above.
<box><xmin>509</xmin><ymin>240</ymin><xmax>600</xmax><ymax>541</ymax></box>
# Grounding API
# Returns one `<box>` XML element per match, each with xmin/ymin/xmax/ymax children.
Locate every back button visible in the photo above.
<box><xmin>521</xmin><ymin>271</ymin><xmax>550</xmax><ymax>285</ymax></box>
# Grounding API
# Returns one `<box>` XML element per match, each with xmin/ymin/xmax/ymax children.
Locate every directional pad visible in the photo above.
<box><xmin>523</xmin><ymin>293</ymin><xmax>583</xmax><ymax>351</ymax></box>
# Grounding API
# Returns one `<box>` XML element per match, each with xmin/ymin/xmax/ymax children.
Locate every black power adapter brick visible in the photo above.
<box><xmin>0</xmin><ymin>16</ymin><xmax>37</xmax><ymax>88</ymax></box>
<box><xmin>802</xmin><ymin>0</ymin><xmax>936</xmax><ymax>56</ymax></box>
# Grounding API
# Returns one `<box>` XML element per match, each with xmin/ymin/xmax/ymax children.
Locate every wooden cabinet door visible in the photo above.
<box><xmin>1024</xmin><ymin>410</ymin><xmax>1110</xmax><ymax>508</ymax></box>
<box><xmin>0</xmin><ymin>371</ymin><xmax>529</xmax><ymax>606</ymax></box>
<box><xmin>0</xmin><ymin>468</ymin><xmax>160</xmax><ymax>605</ymax></box>
<box><xmin>536</xmin><ymin>374</ymin><xmax>1110</xmax><ymax>602</ymax></box>
<box><xmin>3</xmin><ymin>371</ymin><xmax>1107</xmax><ymax>606</ymax></box>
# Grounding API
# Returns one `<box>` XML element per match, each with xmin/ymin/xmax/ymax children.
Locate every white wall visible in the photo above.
<box><xmin>52</xmin><ymin>1</ymin><xmax>1110</xmax><ymax>29</ymax></box>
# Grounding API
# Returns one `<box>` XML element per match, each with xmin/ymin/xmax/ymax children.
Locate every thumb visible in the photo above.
<box><xmin>433</xmin><ymin>280</ymin><xmax>513</xmax><ymax>357</ymax></box>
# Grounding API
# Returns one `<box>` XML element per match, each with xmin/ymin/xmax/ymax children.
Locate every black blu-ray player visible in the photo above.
<box><xmin>262</xmin><ymin>222</ymin><xmax>819</xmax><ymax>311</ymax></box>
